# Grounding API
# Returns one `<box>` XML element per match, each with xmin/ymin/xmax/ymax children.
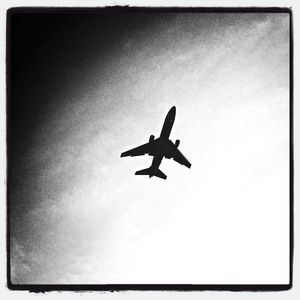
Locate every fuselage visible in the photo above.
<box><xmin>160</xmin><ymin>106</ymin><xmax>176</xmax><ymax>140</ymax></box>
<box><xmin>149</xmin><ymin>106</ymin><xmax>176</xmax><ymax>176</ymax></box>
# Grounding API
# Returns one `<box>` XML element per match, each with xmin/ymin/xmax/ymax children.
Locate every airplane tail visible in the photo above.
<box><xmin>135</xmin><ymin>167</ymin><xmax>167</xmax><ymax>180</ymax></box>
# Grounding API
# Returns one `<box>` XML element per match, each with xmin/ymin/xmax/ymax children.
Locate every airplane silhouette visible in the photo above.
<box><xmin>120</xmin><ymin>106</ymin><xmax>191</xmax><ymax>180</ymax></box>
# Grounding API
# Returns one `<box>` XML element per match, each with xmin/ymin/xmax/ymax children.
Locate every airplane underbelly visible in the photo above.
<box><xmin>148</xmin><ymin>139</ymin><xmax>169</xmax><ymax>157</ymax></box>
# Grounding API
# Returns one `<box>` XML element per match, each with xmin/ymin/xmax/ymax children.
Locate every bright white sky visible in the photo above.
<box><xmin>11</xmin><ymin>13</ymin><xmax>290</xmax><ymax>284</ymax></box>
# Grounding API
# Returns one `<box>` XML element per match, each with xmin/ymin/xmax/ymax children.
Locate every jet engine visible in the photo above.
<box><xmin>175</xmin><ymin>139</ymin><xmax>180</xmax><ymax>148</ymax></box>
<box><xmin>149</xmin><ymin>135</ymin><xmax>155</xmax><ymax>142</ymax></box>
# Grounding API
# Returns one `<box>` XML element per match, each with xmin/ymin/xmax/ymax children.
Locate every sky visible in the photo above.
<box><xmin>9</xmin><ymin>10</ymin><xmax>290</xmax><ymax>284</ymax></box>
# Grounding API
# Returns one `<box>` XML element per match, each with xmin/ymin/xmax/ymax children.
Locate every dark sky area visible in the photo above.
<box><xmin>9</xmin><ymin>9</ymin><xmax>163</xmax><ymax>217</ymax></box>
<box><xmin>9</xmin><ymin>10</ymin><xmax>159</xmax><ymax>148</ymax></box>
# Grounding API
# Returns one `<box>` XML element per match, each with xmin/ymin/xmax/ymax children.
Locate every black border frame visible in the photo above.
<box><xmin>6</xmin><ymin>6</ymin><xmax>294</xmax><ymax>293</ymax></box>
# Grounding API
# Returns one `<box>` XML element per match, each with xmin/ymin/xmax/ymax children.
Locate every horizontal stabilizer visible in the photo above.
<box><xmin>135</xmin><ymin>167</ymin><xmax>151</xmax><ymax>176</ymax></box>
<box><xmin>135</xmin><ymin>167</ymin><xmax>167</xmax><ymax>180</ymax></box>
<box><xmin>154</xmin><ymin>168</ymin><xmax>167</xmax><ymax>180</ymax></box>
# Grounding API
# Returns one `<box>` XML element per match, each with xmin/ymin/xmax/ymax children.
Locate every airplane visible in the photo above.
<box><xmin>120</xmin><ymin>106</ymin><xmax>191</xmax><ymax>180</ymax></box>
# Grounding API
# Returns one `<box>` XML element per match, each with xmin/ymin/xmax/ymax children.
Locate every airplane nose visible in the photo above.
<box><xmin>167</xmin><ymin>106</ymin><xmax>176</xmax><ymax>121</ymax></box>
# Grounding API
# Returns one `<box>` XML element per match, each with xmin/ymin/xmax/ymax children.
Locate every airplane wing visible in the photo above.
<box><xmin>166</xmin><ymin>141</ymin><xmax>192</xmax><ymax>168</ymax></box>
<box><xmin>121</xmin><ymin>142</ymin><xmax>151</xmax><ymax>157</ymax></box>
